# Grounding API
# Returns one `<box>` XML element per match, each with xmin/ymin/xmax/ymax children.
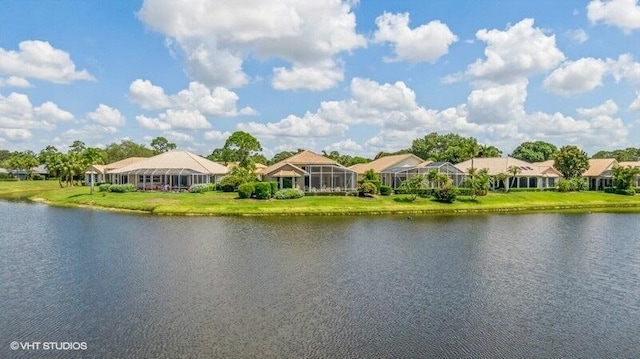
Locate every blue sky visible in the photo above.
<box><xmin>1</xmin><ymin>0</ymin><xmax>640</xmax><ymax>158</ymax></box>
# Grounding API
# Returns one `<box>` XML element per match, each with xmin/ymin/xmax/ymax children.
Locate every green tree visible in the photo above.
<box><xmin>212</xmin><ymin>131</ymin><xmax>263</xmax><ymax>167</ymax></box>
<box><xmin>511</xmin><ymin>141</ymin><xmax>558</xmax><ymax>163</ymax></box>
<box><xmin>592</xmin><ymin>147</ymin><xmax>640</xmax><ymax>162</ymax></box>
<box><xmin>103</xmin><ymin>140</ymin><xmax>154</xmax><ymax>163</ymax></box>
<box><xmin>0</xmin><ymin>149</ymin><xmax>12</xmax><ymax>163</ymax></box>
<box><xmin>612</xmin><ymin>166</ymin><xmax>640</xmax><ymax>190</ymax></box>
<box><xmin>83</xmin><ymin>147</ymin><xmax>105</xmax><ymax>194</ymax></box>
<box><xmin>7</xmin><ymin>151</ymin><xmax>39</xmax><ymax>179</ymax></box>
<box><xmin>507</xmin><ymin>165</ymin><xmax>522</xmax><ymax>189</ymax></box>
<box><xmin>269</xmin><ymin>150</ymin><xmax>303</xmax><ymax>164</ymax></box>
<box><xmin>463</xmin><ymin>167</ymin><xmax>490</xmax><ymax>199</ymax></box>
<box><xmin>399</xmin><ymin>174</ymin><xmax>426</xmax><ymax>201</ymax></box>
<box><xmin>554</xmin><ymin>145</ymin><xmax>590</xmax><ymax>179</ymax></box>
<box><xmin>410</xmin><ymin>133</ymin><xmax>480</xmax><ymax>164</ymax></box>
<box><xmin>477</xmin><ymin>144</ymin><xmax>502</xmax><ymax>158</ymax></box>
<box><xmin>150</xmin><ymin>136</ymin><xmax>176</xmax><ymax>154</ymax></box>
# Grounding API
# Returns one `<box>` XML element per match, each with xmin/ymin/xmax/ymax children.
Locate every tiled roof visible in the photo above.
<box><xmin>262</xmin><ymin>150</ymin><xmax>338</xmax><ymax>175</ymax></box>
<box><xmin>111</xmin><ymin>150</ymin><xmax>229</xmax><ymax>175</ymax></box>
<box><xmin>456</xmin><ymin>157</ymin><xmax>560</xmax><ymax>177</ymax></box>
<box><xmin>583</xmin><ymin>158</ymin><xmax>617</xmax><ymax>177</ymax></box>
<box><xmin>349</xmin><ymin>154</ymin><xmax>423</xmax><ymax>174</ymax></box>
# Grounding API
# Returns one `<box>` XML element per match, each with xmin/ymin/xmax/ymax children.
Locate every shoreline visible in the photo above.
<box><xmin>17</xmin><ymin>195</ymin><xmax>640</xmax><ymax>217</ymax></box>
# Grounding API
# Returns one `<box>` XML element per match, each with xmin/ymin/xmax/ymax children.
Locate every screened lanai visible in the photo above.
<box><xmin>110</xmin><ymin>150</ymin><xmax>228</xmax><ymax>191</ymax></box>
<box><xmin>259</xmin><ymin>150</ymin><xmax>358</xmax><ymax>192</ymax></box>
<box><xmin>381</xmin><ymin>161</ymin><xmax>465</xmax><ymax>189</ymax></box>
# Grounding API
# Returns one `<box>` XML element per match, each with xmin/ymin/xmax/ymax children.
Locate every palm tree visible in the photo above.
<box><xmin>507</xmin><ymin>165</ymin><xmax>522</xmax><ymax>189</ymax></box>
<box><xmin>426</xmin><ymin>169</ymin><xmax>439</xmax><ymax>188</ymax></box>
<box><xmin>495</xmin><ymin>172</ymin><xmax>509</xmax><ymax>192</ymax></box>
<box><xmin>83</xmin><ymin>147</ymin><xmax>105</xmax><ymax>194</ymax></box>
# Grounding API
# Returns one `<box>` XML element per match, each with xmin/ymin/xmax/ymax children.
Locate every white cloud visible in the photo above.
<box><xmin>373</xmin><ymin>12</ymin><xmax>458</xmax><ymax>63</ymax></box>
<box><xmin>87</xmin><ymin>104</ymin><xmax>125</xmax><ymax>127</ymax></box>
<box><xmin>129</xmin><ymin>79</ymin><xmax>256</xmax><ymax>116</ymax></box>
<box><xmin>128</xmin><ymin>79</ymin><xmax>171</xmax><ymax>110</ymax></box>
<box><xmin>629</xmin><ymin>91</ymin><xmax>640</xmax><ymax>111</ymax></box>
<box><xmin>466</xmin><ymin>81</ymin><xmax>528</xmax><ymax>124</ymax></box>
<box><xmin>238</xmin><ymin>113</ymin><xmax>348</xmax><ymax>138</ymax></box>
<box><xmin>324</xmin><ymin>138</ymin><xmax>362</xmax><ymax>153</ymax></box>
<box><xmin>34</xmin><ymin>101</ymin><xmax>74</xmax><ymax>122</ymax></box>
<box><xmin>587</xmin><ymin>0</ymin><xmax>640</xmax><ymax>33</ymax></box>
<box><xmin>163</xmin><ymin>130</ymin><xmax>193</xmax><ymax>142</ymax></box>
<box><xmin>543</xmin><ymin>57</ymin><xmax>607</xmax><ymax>95</ymax></box>
<box><xmin>272</xmin><ymin>63</ymin><xmax>344</xmax><ymax>91</ymax></box>
<box><xmin>467</xmin><ymin>18</ymin><xmax>565</xmax><ymax>84</ymax></box>
<box><xmin>0</xmin><ymin>40</ymin><xmax>94</xmax><ymax>84</ymax></box>
<box><xmin>566</xmin><ymin>29</ymin><xmax>589</xmax><ymax>43</ymax></box>
<box><xmin>577</xmin><ymin>99</ymin><xmax>619</xmax><ymax>117</ymax></box>
<box><xmin>0</xmin><ymin>76</ymin><xmax>32</xmax><ymax>88</ymax></box>
<box><xmin>608</xmin><ymin>54</ymin><xmax>640</xmax><ymax>83</ymax></box>
<box><xmin>203</xmin><ymin>130</ymin><xmax>231</xmax><ymax>141</ymax></box>
<box><xmin>0</xmin><ymin>128</ymin><xmax>32</xmax><ymax>141</ymax></box>
<box><xmin>136</xmin><ymin>115</ymin><xmax>172</xmax><ymax>130</ymax></box>
<box><xmin>138</xmin><ymin>0</ymin><xmax>365</xmax><ymax>90</ymax></box>
<box><xmin>0</xmin><ymin>92</ymin><xmax>63</xmax><ymax>131</ymax></box>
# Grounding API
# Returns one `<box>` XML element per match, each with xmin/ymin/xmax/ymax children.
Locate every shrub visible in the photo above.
<box><xmin>275</xmin><ymin>188</ymin><xmax>305</xmax><ymax>199</ymax></box>
<box><xmin>433</xmin><ymin>185</ymin><xmax>459</xmax><ymax>203</ymax></box>
<box><xmin>358</xmin><ymin>182</ymin><xmax>377</xmax><ymax>197</ymax></box>
<box><xmin>379</xmin><ymin>185</ymin><xmax>392</xmax><ymax>196</ymax></box>
<box><xmin>557</xmin><ymin>179</ymin><xmax>574</xmax><ymax>192</ymax></box>
<box><xmin>98</xmin><ymin>183</ymin><xmax>112</xmax><ymax>192</ymax></box>
<box><xmin>219</xmin><ymin>183</ymin><xmax>235</xmax><ymax>192</ymax></box>
<box><xmin>635</xmin><ymin>187</ymin><xmax>640</xmax><ymax>194</ymax></box>
<box><xmin>109</xmin><ymin>184</ymin><xmax>136</xmax><ymax>193</ymax></box>
<box><xmin>189</xmin><ymin>183</ymin><xmax>215</xmax><ymax>193</ymax></box>
<box><xmin>31</xmin><ymin>174</ymin><xmax>44</xmax><ymax>180</ymax></box>
<box><xmin>456</xmin><ymin>187</ymin><xmax>474</xmax><ymax>196</ymax></box>
<box><xmin>269</xmin><ymin>181</ymin><xmax>278</xmax><ymax>196</ymax></box>
<box><xmin>237</xmin><ymin>183</ymin><xmax>255</xmax><ymax>199</ymax></box>
<box><xmin>604</xmin><ymin>187</ymin><xmax>616</xmax><ymax>194</ymax></box>
<box><xmin>362</xmin><ymin>179</ymin><xmax>381</xmax><ymax>194</ymax></box>
<box><xmin>570</xmin><ymin>177</ymin><xmax>588</xmax><ymax>191</ymax></box>
<box><xmin>254</xmin><ymin>182</ymin><xmax>272</xmax><ymax>199</ymax></box>
<box><xmin>616</xmin><ymin>188</ymin><xmax>636</xmax><ymax>196</ymax></box>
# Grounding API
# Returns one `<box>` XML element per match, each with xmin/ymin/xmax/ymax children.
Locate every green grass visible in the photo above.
<box><xmin>3</xmin><ymin>180</ymin><xmax>640</xmax><ymax>216</ymax></box>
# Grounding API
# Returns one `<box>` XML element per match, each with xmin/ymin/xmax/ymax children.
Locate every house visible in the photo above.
<box><xmin>109</xmin><ymin>150</ymin><xmax>228</xmax><ymax>191</ymax></box>
<box><xmin>9</xmin><ymin>164</ymin><xmax>49</xmax><ymax>180</ymax></box>
<box><xmin>456</xmin><ymin>157</ymin><xmax>561</xmax><ymax>190</ymax></box>
<box><xmin>349</xmin><ymin>154</ymin><xmax>424</xmax><ymax>179</ymax></box>
<box><xmin>380</xmin><ymin>160</ymin><xmax>465</xmax><ymax>189</ymax></box>
<box><xmin>583</xmin><ymin>158</ymin><xmax>618</xmax><ymax>190</ymax></box>
<box><xmin>616</xmin><ymin>161</ymin><xmax>640</xmax><ymax>188</ymax></box>
<box><xmin>85</xmin><ymin>157</ymin><xmax>147</xmax><ymax>185</ymax></box>
<box><xmin>259</xmin><ymin>150</ymin><xmax>357</xmax><ymax>191</ymax></box>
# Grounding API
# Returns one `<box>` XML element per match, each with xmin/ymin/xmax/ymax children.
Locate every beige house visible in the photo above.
<box><xmin>583</xmin><ymin>158</ymin><xmax>618</xmax><ymax>190</ymax></box>
<box><xmin>260</xmin><ymin>150</ymin><xmax>357</xmax><ymax>191</ymax></box>
<box><xmin>619</xmin><ymin>161</ymin><xmax>640</xmax><ymax>187</ymax></box>
<box><xmin>349</xmin><ymin>154</ymin><xmax>424</xmax><ymax>176</ymax></box>
<box><xmin>456</xmin><ymin>157</ymin><xmax>561</xmax><ymax>190</ymax></box>
<box><xmin>110</xmin><ymin>150</ymin><xmax>228</xmax><ymax>191</ymax></box>
<box><xmin>85</xmin><ymin>157</ymin><xmax>147</xmax><ymax>185</ymax></box>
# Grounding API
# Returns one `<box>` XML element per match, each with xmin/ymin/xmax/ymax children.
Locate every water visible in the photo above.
<box><xmin>1</xmin><ymin>201</ymin><xmax>640</xmax><ymax>358</ymax></box>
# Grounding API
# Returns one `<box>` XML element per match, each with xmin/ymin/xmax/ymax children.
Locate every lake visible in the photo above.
<box><xmin>2</xmin><ymin>201</ymin><xmax>640</xmax><ymax>358</ymax></box>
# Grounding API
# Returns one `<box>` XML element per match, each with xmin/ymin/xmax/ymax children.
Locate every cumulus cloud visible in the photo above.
<box><xmin>587</xmin><ymin>0</ymin><xmax>640</xmax><ymax>33</ymax></box>
<box><xmin>238</xmin><ymin>113</ymin><xmax>348</xmax><ymax>138</ymax></box>
<box><xmin>373</xmin><ymin>12</ymin><xmax>458</xmax><ymax>63</ymax></box>
<box><xmin>630</xmin><ymin>91</ymin><xmax>640</xmax><ymax>111</ymax></box>
<box><xmin>577</xmin><ymin>99</ymin><xmax>619</xmax><ymax>117</ymax></box>
<box><xmin>566</xmin><ymin>29</ymin><xmax>589</xmax><ymax>43</ymax></box>
<box><xmin>129</xmin><ymin>79</ymin><xmax>256</xmax><ymax>116</ymax></box>
<box><xmin>0</xmin><ymin>128</ymin><xmax>32</xmax><ymax>141</ymax></box>
<box><xmin>163</xmin><ymin>130</ymin><xmax>193</xmax><ymax>142</ymax></box>
<box><xmin>0</xmin><ymin>40</ymin><xmax>94</xmax><ymax>84</ymax></box>
<box><xmin>466</xmin><ymin>81</ymin><xmax>527</xmax><ymax>124</ymax></box>
<box><xmin>324</xmin><ymin>138</ymin><xmax>362</xmax><ymax>153</ymax></box>
<box><xmin>137</xmin><ymin>109</ymin><xmax>211</xmax><ymax>131</ymax></box>
<box><xmin>203</xmin><ymin>130</ymin><xmax>231</xmax><ymax>141</ymax></box>
<box><xmin>137</xmin><ymin>0</ymin><xmax>366</xmax><ymax>90</ymax></box>
<box><xmin>0</xmin><ymin>92</ymin><xmax>66</xmax><ymax>131</ymax></box>
<box><xmin>466</xmin><ymin>18</ymin><xmax>565</xmax><ymax>84</ymax></box>
<box><xmin>87</xmin><ymin>104</ymin><xmax>125</xmax><ymax>127</ymax></box>
<box><xmin>543</xmin><ymin>57</ymin><xmax>607</xmax><ymax>95</ymax></box>
<box><xmin>608</xmin><ymin>54</ymin><xmax>640</xmax><ymax>83</ymax></box>
<box><xmin>0</xmin><ymin>76</ymin><xmax>32</xmax><ymax>88</ymax></box>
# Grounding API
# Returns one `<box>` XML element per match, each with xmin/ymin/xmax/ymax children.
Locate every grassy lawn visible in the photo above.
<box><xmin>2</xmin><ymin>180</ymin><xmax>640</xmax><ymax>216</ymax></box>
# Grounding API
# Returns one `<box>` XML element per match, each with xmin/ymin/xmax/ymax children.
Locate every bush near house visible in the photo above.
<box><xmin>433</xmin><ymin>185</ymin><xmax>459</xmax><ymax>203</ymax></box>
<box><xmin>254</xmin><ymin>182</ymin><xmax>272</xmax><ymax>199</ymax></box>
<box><xmin>269</xmin><ymin>181</ymin><xmax>278</xmax><ymax>197</ymax></box>
<box><xmin>358</xmin><ymin>182</ymin><xmax>377</xmax><ymax>197</ymax></box>
<box><xmin>275</xmin><ymin>188</ymin><xmax>305</xmax><ymax>199</ymax></box>
<box><xmin>379</xmin><ymin>185</ymin><xmax>392</xmax><ymax>196</ymax></box>
<box><xmin>108</xmin><ymin>184</ymin><xmax>136</xmax><ymax>193</ymax></box>
<box><xmin>188</xmin><ymin>183</ymin><xmax>215</xmax><ymax>193</ymax></box>
<box><xmin>98</xmin><ymin>183</ymin><xmax>111</xmax><ymax>192</ymax></box>
<box><xmin>557</xmin><ymin>178</ymin><xmax>587</xmax><ymax>192</ymax></box>
<box><xmin>238</xmin><ymin>183</ymin><xmax>255</xmax><ymax>199</ymax></box>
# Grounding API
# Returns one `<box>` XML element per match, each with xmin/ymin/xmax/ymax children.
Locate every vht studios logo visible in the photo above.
<box><xmin>10</xmin><ymin>341</ymin><xmax>87</xmax><ymax>351</ymax></box>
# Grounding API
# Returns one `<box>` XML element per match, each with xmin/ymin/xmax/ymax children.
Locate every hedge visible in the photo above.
<box><xmin>188</xmin><ymin>183</ymin><xmax>216</xmax><ymax>193</ymax></box>
<box><xmin>237</xmin><ymin>183</ymin><xmax>255</xmax><ymax>199</ymax></box>
<box><xmin>275</xmin><ymin>188</ymin><xmax>305</xmax><ymax>199</ymax></box>
<box><xmin>269</xmin><ymin>181</ymin><xmax>278</xmax><ymax>197</ymax></box>
<box><xmin>379</xmin><ymin>185</ymin><xmax>392</xmax><ymax>196</ymax></box>
<box><xmin>98</xmin><ymin>183</ymin><xmax>111</xmax><ymax>192</ymax></box>
<box><xmin>254</xmin><ymin>182</ymin><xmax>272</xmax><ymax>199</ymax></box>
<box><xmin>108</xmin><ymin>184</ymin><xmax>136</xmax><ymax>193</ymax></box>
